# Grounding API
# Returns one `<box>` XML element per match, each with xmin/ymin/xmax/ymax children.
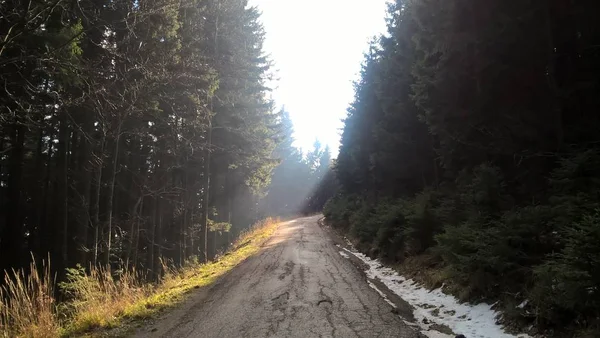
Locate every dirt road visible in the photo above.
<box><xmin>135</xmin><ymin>216</ymin><xmax>418</xmax><ymax>338</ymax></box>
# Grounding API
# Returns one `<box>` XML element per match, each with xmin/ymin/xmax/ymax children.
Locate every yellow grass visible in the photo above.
<box><xmin>59</xmin><ymin>265</ymin><xmax>148</xmax><ymax>334</ymax></box>
<box><xmin>0</xmin><ymin>258</ymin><xmax>60</xmax><ymax>338</ymax></box>
<box><xmin>0</xmin><ymin>218</ymin><xmax>280</xmax><ymax>338</ymax></box>
<box><xmin>116</xmin><ymin>217</ymin><xmax>280</xmax><ymax>324</ymax></box>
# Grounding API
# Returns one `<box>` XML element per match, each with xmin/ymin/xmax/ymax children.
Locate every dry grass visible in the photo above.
<box><xmin>395</xmin><ymin>253</ymin><xmax>468</xmax><ymax>300</ymax></box>
<box><xmin>0</xmin><ymin>218</ymin><xmax>280</xmax><ymax>337</ymax></box>
<box><xmin>59</xmin><ymin>266</ymin><xmax>148</xmax><ymax>334</ymax></box>
<box><xmin>0</xmin><ymin>258</ymin><xmax>60</xmax><ymax>338</ymax></box>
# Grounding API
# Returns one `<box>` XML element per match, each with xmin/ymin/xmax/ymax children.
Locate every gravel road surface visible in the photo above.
<box><xmin>134</xmin><ymin>215</ymin><xmax>419</xmax><ymax>338</ymax></box>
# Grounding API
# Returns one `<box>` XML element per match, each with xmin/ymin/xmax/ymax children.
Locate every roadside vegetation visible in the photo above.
<box><xmin>0</xmin><ymin>218</ymin><xmax>279</xmax><ymax>338</ymax></box>
<box><xmin>324</xmin><ymin>0</ymin><xmax>600</xmax><ymax>337</ymax></box>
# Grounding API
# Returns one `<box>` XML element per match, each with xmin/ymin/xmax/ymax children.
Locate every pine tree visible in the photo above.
<box><xmin>0</xmin><ymin>0</ymin><xmax>280</xmax><ymax>277</ymax></box>
<box><xmin>326</xmin><ymin>0</ymin><xmax>600</xmax><ymax>333</ymax></box>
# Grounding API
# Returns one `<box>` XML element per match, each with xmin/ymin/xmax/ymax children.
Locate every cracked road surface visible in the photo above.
<box><xmin>135</xmin><ymin>216</ymin><xmax>418</xmax><ymax>338</ymax></box>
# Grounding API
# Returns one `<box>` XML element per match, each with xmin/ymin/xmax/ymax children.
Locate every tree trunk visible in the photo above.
<box><xmin>132</xmin><ymin>197</ymin><xmax>142</xmax><ymax>268</ymax></box>
<box><xmin>0</xmin><ymin>124</ymin><xmax>25</xmax><ymax>271</ymax></box>
<box><xmin>39</xmin><ymin>130</ymin><xmax>54</xmax><ymax>262</ymax></box>
<box><xmin>92</xmin><ymin>134</ymin><xmax>105</xmax><ymax>267</ymax></box>
<box><xmin>32</xmin><ymin>125</ymin><xmax>45</xmax><ymax>257</ymax></box>
<box><xmin>227</xmin><ymin>191</ymin><xmax>232</xmax><ymax>247</ymax></box>
<box><xmin>77</xmin><ymin>130</ymin><xmax>93</xmax><ymax>265</ymax></box>
<box><xmin>105</xmin><ymin>124</ymin><xmax>122</xmax><ymax>267</ymax></box>
<box><xmin>154</xmin><ymin>198</ymin><xmax>163</xmax><ymax>278</ymax></box>
<box><xmin>543</xmin><ymin>1</ymin><xmax>564</xmax><ymax>150</ymax></box>
<box><xmin>201</xmin><ymin>121</ymin><xmax>212</xmax><ymax>263</ymax></box>
<box><xmin>126</xmin><ymin>196</ymin><xmax>142</xmax><ymax>267</ymax></box>
<box><xmin>57</xmin><ymin>116</ymin><xmax>70</xmax><ymax>269</ymax></box>
<box><xmin>149</xmin><ymin>196</ymin><xmax>157</xmax><ymax>275</ymax></box>
<box><xmin>200</xmin><ymin>0</ymin><xmax>219</xmax><ymax>263</ymax></box>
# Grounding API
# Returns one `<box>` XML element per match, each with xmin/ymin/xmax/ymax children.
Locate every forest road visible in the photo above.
<box><xmin>134</xmin><ymin>215</ymin><xmax>419</xmax><ymax>338</ymax></box>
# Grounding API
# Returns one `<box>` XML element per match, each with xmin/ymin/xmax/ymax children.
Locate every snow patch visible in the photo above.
<box><xmin>367</xmin><ymin>280</ymin><xmax>396</xmax><ymax>308</ymax></box>
<box><xmin>339</xmin><ymin>250</ymin><xmax>350</xmax><ymax>259</ymax></box>
<box><xmin>420</xmin><ymin>331</ymin><xmax>454</xmax><ymax>338</ymax></box>
<box><xmin>404</xmin><ymin>320</ymin><xmax>420</xmax><ymax>327</ymax></box>
<box><xmin>342</xmin><ymin>247</ymin><xmax>533</xmax><ymax>338</ymax></box>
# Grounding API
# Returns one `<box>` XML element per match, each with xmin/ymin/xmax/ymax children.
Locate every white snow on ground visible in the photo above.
<box><xmin>367</xmin><ymin>280</ymin><xmax>397</xmax><ymax>308</ymax></box>
<box><xmin>420</xmin><ymin>331</ymin><xmax>454</xmax><ymax>338</ymax></box>
<box><xmin>339</xmin><ymin>250</ymin><xmax>350</xmax><ymax>258</ymax></box>
<box><xmin>339</xmin><ymin>246</ymin><xmax>533</xmax><ymax>338</ymax></box>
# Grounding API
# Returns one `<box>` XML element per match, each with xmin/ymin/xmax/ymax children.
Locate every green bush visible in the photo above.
<box><xmin>527</xmin><ymin>150</ymin><xmax>600</xmax><ymax>331</ymax></box>
<box><xmin>457</xmin><ymin>163</ymin><xmax>514</xmax><ymax>216</ymax></box>
<box><xmin>323</xmin><ymin>194</ymin><xmax>361</xmax><ymax>229</ymax></box>
<box><xmin>436</xmin><ymin>205</ymin><xmax>555</xmax><ymax>298</ymax></box>
<box><xmin>325</xmin><ymin>147</ymin><xmax>600</xmax><ymax>335</ymax></box>
<box><xmin>372</xmin><ymin>201</ymin><xmax>407</xmax><ymax>261</ymax></box>
<box><xmin>500</xmin><ymin>205</ymin><xmax>558</xmax><ymax>274</ymax></box>
<box><xmin>435</xmin><ymin>164</ymin><xmax>520</xmax><ymax>298</ymax></box>
<box><xmin>436</xmin><ymin>217</ymin><xmax>502</xmax><ymax>298</ymax></box>
<box><xmin>404</xmin><ymin>189</ymin><xmax>442</xmax><ymax>256</ymax></box>
<box><xmin>348</xmin><ymin>203</ymin><xmax>378</xmax><ymax>249</ymax></box>
<box><xmin>532</xmin><ymin>210</ymin><xmax>600</xmax><ymax>328</ymax></box>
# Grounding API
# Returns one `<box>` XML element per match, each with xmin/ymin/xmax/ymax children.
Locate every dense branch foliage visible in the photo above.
<box><xmin>327</xmin><ymin>0</ymin><xmax>600</xmax><ymax>335</ymax></box>
<box><xmin>0</xmin><ymin>0</ymin><xmax>279</xmax><ymax>277</ymax></box>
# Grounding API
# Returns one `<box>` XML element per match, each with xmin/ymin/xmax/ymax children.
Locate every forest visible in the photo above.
<box><xmin>3</xmin><ymin>0</ymin><xmax>600</xmax><ymax>336</ymax></box>
<box><xmin>325</xmin><ymin>0</ymin><xmax>600</xmax><ymax>336</ymax></box>
<box><xmin>0</xmin><ymin>0</ymin><xmax>331</xmax><ymax>282</ymax></box>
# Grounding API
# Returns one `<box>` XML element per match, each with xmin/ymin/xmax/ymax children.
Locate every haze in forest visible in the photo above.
<box><xmin>250</xmin><ymin>0</ymin><xmax>389</xmax><ymax>154</ymax></box>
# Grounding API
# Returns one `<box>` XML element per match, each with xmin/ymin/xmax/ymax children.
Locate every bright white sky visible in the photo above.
<box><xmin>249</xmin><ymin>0</ymin><xmax>389</xmax><ymax>156</ymax></box>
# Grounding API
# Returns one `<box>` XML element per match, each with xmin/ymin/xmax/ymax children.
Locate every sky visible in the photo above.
<box><xmin>249</xmin><ymin>0</ymin><xmax>389</xmax><ymax>156</ymax></box>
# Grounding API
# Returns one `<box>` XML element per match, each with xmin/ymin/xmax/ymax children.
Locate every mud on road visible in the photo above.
<box><xmin>134</xmin><ymin>216</ymin><xmax>420</xmax><ymax>338</ymax></box>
